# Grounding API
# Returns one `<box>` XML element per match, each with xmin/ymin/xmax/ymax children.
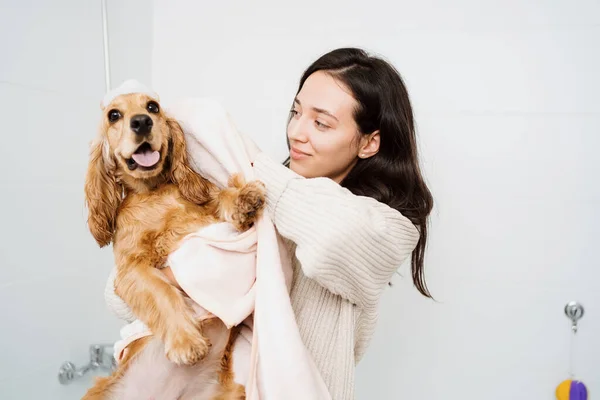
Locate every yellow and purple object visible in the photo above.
<box><xmin>556</xmin><ymin>379</ymin><xmax>588</xmax><ymax>400</ymax></box>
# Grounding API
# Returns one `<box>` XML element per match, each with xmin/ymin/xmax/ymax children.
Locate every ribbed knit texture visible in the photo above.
<box><xmin>104</xmin><ymin>152</ymin><xmax>419</xmax><ymax>400</ymax></box>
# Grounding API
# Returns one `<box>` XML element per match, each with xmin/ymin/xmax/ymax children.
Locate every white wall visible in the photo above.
<box><xmin>106</xmin><ymin>0</ymin><xmax>153</xmax><ymax>89</ymax></box>
<box><xmin>151</xmin><ymin>1</ymin><xmax>600</xmax><ymax>399</ymax></box>
<box><xmin>0</xmin><ymin>1</ymin><xmax>152</xmax><ymax>398</ymax></box>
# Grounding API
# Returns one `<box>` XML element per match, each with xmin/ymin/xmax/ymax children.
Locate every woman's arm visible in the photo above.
<box><xmin>252</xmin><ymin>152</ymin><xmax>420</xmax><ymax>309</ymax></box>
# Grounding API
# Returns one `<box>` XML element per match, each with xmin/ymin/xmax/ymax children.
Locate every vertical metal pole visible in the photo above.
<box><xmin>101</xmin><ymin>0</ymin><xmax>111</xmax><ymax>91</ymax></box>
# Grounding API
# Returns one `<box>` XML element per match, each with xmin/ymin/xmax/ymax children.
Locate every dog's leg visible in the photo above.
<box><xmin>212</xmin><ymin>325</ymin><xmax>246</xmax><ymax>400</ymax></box>
<box><xmin>115</xmin><ymin>263</ymin><xmax>210</xmax><ymax>366</ymax></box>
<box><xmin>217</xmin><ymin>325</ymin><xmax>239</xmax><ymax>387</ymax></box>
<box><xmin>81</xmin><ymin>376</ymin><xmax>114</xmax><ymax>400</ymax></box>
<box><xmin>212</xmin><ymin>385</ymin><xmax>246</xmax><ymax>400</ymax></box>
<box><xmin>216</xmin><ymin>173</ymin><xmax>266</xmax><ymax>231</ymax></box>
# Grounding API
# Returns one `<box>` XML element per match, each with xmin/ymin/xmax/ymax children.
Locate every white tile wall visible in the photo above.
<box><xmin>151</xmin><ymin>1</ymin><xmax>600</xmax><ymax>399</ymax></box>
<box><xmin>106</xmin><ymin>0</ymin><xmax>153</xmax><ymax>88</ymax></box>
<box><xmin>0</xmin><ymin>1</ymin><xmax>152</xmax><ymax>398</ymax></box>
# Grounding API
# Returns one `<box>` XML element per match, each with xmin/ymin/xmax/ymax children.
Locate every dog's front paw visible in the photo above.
<box><xmin>232</xmin><ymin>180</ymin><xmax>266</xmax><ymax>231</ymax></box>
<box><xmin>164</xmin><ymin>320</ymin><xmax>211</xmax><ymax>365</ymax></box>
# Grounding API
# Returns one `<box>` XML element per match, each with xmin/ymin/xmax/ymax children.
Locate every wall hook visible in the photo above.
<box><xmin>564</xmin><ymin>301</ymin><xmax>584</xmax><ymax>333</ymax></box>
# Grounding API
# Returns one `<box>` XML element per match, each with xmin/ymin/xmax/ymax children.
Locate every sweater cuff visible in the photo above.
<box><xmin>252</xmin><ymin>152</ymin><xmax>301</xmax><ymax>220</ymax></box>
<box><xmin>104</xmin><ymin>267</ymin><xmax>136</xmax><ymax>323</ymax></box>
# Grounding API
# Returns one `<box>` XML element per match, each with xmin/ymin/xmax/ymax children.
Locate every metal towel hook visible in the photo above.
<box><xmin>564</xmin><ymin>301</ymin><xmax>584</xmax><ymax>333</ymax></box>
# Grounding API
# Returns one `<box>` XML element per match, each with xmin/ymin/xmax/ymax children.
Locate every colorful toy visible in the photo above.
<box><xmin>556</xmin><ymin>379</ymin><xmax>588</xmax><ymax>400</ymax></box>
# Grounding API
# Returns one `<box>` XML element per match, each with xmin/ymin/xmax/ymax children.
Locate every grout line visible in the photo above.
<box><xmin>0</xmin><ymin>364</ymin><xmax>56</xmax><ymax>386</ymax></box>
<box><xmin>0</xmin><ymin>80</ymin><xmax>104</xmax><ymax>101</ymax></box>
<box><xmin>0</xmin><ymin>80</ymin><xmax>61</xmax><ymax>95</ymax></box>
<box><xmin>0</xmin><ymin>268</ymin><xmax>97</xmax><ymax>291</ymax></box>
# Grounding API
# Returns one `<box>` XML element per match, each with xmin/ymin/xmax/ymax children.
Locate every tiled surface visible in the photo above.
<box><xmin>0</xmin><ymin>1</ymin><xmax>149</xmax><ymax>398</ymax></box>
<box><xmin>0</xmin><ymin>1</ymin><xmax>106</xmax><ymax>97</ymax></box>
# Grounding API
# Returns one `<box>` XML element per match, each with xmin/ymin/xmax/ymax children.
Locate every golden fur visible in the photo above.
<box><xmin>83</xmin><ymin>93</ymin><xmax>262</xmax><ymax>399</ymax></box>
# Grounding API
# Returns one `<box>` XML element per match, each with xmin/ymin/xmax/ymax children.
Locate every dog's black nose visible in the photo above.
<box><xmin>130</xmin><ymin>114</ymin><xmax>153</xmax><ymax>135</ymax></box>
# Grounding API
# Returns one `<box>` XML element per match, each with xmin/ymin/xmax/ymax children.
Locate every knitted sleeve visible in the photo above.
<box><xmin>252</xmin><ymin>152</ymin><xmax>420</xmax><ymax>309</ymax></box>
<box><xmin>104</xmin><ymin>267</ymin><xmax>136</xmax><ymax>323</ymax></box>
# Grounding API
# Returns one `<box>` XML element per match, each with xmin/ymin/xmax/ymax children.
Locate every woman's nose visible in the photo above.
<box><xmin>287</xmin><ymin>118</ymin><xmax>308</xmax><ymax>142</ymax></box>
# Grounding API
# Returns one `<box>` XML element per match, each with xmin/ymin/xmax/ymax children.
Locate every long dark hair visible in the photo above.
<box><xmin>285</xmin><ymin>47</ymin><xmax>434</xmax><ymax>298</ymax></box>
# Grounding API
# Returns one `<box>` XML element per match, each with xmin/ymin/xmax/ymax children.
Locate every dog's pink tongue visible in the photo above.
<box><xmin>131</xmin><ymin>149</ymin><xmax>160</xmax><ymax>167</ymax></box>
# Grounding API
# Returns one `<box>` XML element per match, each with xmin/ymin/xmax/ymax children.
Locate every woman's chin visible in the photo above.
<box><xmin>289</xmin><ymin>160</ymin><xmax>309</xmax><ymax>177</ymax></box>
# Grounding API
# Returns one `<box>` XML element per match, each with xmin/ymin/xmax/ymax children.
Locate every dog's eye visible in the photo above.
<box><xmin>147</xmin><ymin>101</ymin><xmax>160</xmax><ymax>114</ymax></box>
<box><xmin>108</xmin><ymin>110</ymin><xmax>121</xmax><ymax>122</ymax></box>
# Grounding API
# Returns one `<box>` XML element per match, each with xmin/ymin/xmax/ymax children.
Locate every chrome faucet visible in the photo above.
<box><xmin>58</xmin><ymin>344</ymin><xmax>116</xmax><ymax>384</ymax></box>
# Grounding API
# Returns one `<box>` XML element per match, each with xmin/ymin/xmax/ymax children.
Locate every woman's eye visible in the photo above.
<box><xmin>290</xmin><ymin>109</ymin><xmax>299</xmax><ymax>117</ymax></box>
<box><xmin>315</xmin><ymin>120</ymin><xmax>329</xmax><ymax>129</ymax></box>
<box><xmin>147</xmin><ymin>101</ymin><xmax>160</xmax><ymax>113</ymax></box>
<box><xmin>108</xmin><ymin>110</ymin><xmax>121</xmax><ymax>122</ymax></box>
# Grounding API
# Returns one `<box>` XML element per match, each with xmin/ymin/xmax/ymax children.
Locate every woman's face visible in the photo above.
<box><xmin>287</xmin><ymin>71</ymin><xmax>366</xmax><ymax>183</ymax></box>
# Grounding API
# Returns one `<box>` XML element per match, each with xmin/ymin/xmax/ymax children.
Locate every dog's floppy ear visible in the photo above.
<box><xmin>84</xmin><ymin>137</ymin><xmax>122</xmax><ymax>247</ymax></box>
<box><xmin>167</xmin><ymin>118</ymin><xmax>213</xmax><ymax>205</ymax></box>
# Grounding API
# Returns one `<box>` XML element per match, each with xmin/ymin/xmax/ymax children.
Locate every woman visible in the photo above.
<box><xmin>106</xmin><ymin>47</ymin><xmax>433</xmax><ymax>399</ymax></box>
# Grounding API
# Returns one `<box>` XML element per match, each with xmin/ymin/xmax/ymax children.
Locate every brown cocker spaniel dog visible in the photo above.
<box><xmin>82</xmin><ymin>93</ymin><xmax>263</xmax><ymax>399</ymax></box>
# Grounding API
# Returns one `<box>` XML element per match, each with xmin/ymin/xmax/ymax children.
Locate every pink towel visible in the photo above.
<box><xmin>113</xmin><ymin>97</ymin><xmax>331</xmax><ymax>400</ymax></box>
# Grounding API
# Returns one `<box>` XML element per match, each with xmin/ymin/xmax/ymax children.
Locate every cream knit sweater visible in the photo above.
<box><xmin>104</xmin><ymin>152</ymin><xmax>420</xmax><ymax>400</ymax></box>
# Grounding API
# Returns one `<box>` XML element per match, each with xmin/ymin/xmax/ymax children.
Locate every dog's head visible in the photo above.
<box><xmin>84</xmin><ymin>93</ymin><xmax>212</xmax><ymax>247</ymax></box>
<box><xmin>101</xmin><ymin>93</ymin><xmax>170</xmax><ymax>180</ymax></box>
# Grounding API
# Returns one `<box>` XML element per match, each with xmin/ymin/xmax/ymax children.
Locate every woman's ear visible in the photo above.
<box><xmin>358</xmin><ymin>130</ymin><xmax>380</xmax><ymax>159</ymax></box>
